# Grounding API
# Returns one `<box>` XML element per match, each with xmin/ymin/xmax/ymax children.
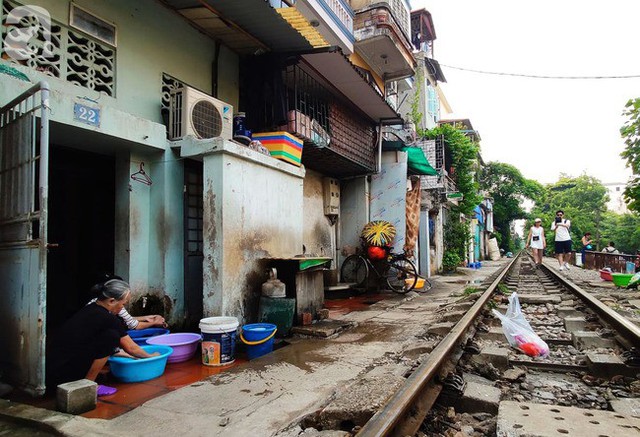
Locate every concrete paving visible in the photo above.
<box><xmin>0</xmin><ymin>261</ymin><xmax>509</xmax><ymax>437</ymax></box>
<box><xmin>497</xmin><ymin>400</ymin><xmax>640</xmax><ymax>436</ymax></box>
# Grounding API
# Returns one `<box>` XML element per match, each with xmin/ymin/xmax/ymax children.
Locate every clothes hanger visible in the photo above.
<box><xmin>130</xmin><ymin>162</ymin><xmax>152</xmax><ymax>186</ymax></box>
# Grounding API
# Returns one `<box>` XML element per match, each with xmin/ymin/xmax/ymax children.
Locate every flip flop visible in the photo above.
<box><xmin>97</xmin><ymin>384</ymin><xmax>117</xmax><ymax>397</ymax></box>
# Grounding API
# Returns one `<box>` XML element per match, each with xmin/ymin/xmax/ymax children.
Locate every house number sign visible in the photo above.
<box><xmin>73</xmin><ymin>103</ymin><xmax>101</xmax><ymax>127</ymax></box>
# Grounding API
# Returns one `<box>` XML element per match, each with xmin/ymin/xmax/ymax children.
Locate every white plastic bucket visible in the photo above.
<box><xmin>199</xmin><ymin>316</ymin><xmax>239</xmax><ymax>366</ymax></box>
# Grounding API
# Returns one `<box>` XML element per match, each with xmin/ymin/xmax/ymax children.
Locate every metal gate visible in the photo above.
<box><xmin>0</xmin><ymin>81</ymin><xmax>50</xmax><ymax>395</ymax></box>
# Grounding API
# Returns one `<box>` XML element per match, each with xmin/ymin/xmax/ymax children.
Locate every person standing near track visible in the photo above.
<box><xmin>551</xmin><ymin>210</ymin><xmax>572</xmax><ymax>271</ymax></box>
<box><xmin>526</xmin><ymin>218</ymin><xmax>546</xmax><ymax>267</ymax></box>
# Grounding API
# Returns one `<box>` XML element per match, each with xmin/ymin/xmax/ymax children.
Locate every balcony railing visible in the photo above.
<box><xmin>320</xmin><ymin>0</ymin><xmax>354</xmax><ymax>34</ymax></box>
<box><xmin>353</xmin><ymin>0</ymin><xmax>410</xmax><ymax>44</ymax></box>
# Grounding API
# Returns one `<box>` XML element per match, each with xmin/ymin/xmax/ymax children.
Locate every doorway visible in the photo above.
<box><xmin>46</xmin><ymin>145</ymin><xmax>115</xmax><ymax>333</ymax></box>
<box><xmin>183</xmin><ymin>159</ymin><xmax>203</xmax><ymax>329</ymax></box>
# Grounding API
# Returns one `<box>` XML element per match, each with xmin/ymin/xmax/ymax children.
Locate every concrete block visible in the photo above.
<box><xmin>56</xmin><ymin>379</ymin><xmax>97</xmax><ymax>414</ymax></box>
<box><xmin>477</xmin><ymin>326</ymin><xmax>506</xmax><ymax>342</ymax></box>
<box><xmin>441</xmin><ymin>310</ymin><xmax>466</xmax><ymax>323</ymax></box>
<box><xmin>517</xmin><ymin>294</ymin><xmax>561</xmax><ymax>304</ymax></box>
<box><xmin>557</xmin><ymin>306</ymin><xmax>582</xmax><ymax>318</ymax></box>
<box><xmin>610</xmin><ymin>398</ymin><xmax>640</xmax><ymax>417</ymax></box>
<box><xmin>586</xmin><ymin>353</ymin><xmax>639</xmax><ymax>378</ymax></box>
<box><xmin>563</xmin><ymin>316</ymin><xmax>587</xmax><ymax>332</ymax></box>
<box><xmin>453</xmin><ymin>302</ymin><xmax>474</xmax><ymax>311</ymax></box>
<box><xmin>456</xmin><ymin>381</ymin><xmax>501</xmax><ymax>414</ymax></box>
<box><xmin>427</xmin><ymin>322</ymin><xmax>455</xmax><ymax>336</ymax></box>
<box><xmin>471</xmin><ymin>347</ymin><xmax>509</xmax><ymax>370</ymax></box>
<box><xmin>571</xmin><ymin>331</ymin><xmax>618</xmax><ymax>350</ymax></box>
<box><xmin>497</xmin><ymin>401</ymin><xmax>640</xmax><ymax>436</ymax></box>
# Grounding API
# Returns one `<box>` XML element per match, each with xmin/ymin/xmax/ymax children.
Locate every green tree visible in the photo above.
<box><xmin>481</xmin><ymin>162</ymin><xmax>543</xmax><ymax>251</ymax></box>
<box><xmin>600</xmin><ymin>212</ymin><xmax>640</xmax><ymax>254</ymax></box>
<box><xmin>620</xmin><ymin>98</ymin><xmax>640</xmax><ymax>213</ymax></box>
<box><xmin>421</xmin><ymin>123</ymin><xmax>483</xmax><ymax>215</ymax></box>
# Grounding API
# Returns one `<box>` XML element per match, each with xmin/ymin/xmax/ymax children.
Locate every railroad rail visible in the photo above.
<box><xmin>357</xmin><ymin>252</ymin><xmax>640</xmax><ymax>436</ymax></box>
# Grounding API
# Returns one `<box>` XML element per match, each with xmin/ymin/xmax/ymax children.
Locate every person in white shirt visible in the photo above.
<box><xmin>602</xmin><ymin>242</ymin><xmax>619</xmax><ymax>254</ymax></box>
<box><xmin>550</xmin><ymin>210</ymin><xmax>572</xmax><ymax>271</ymax></box>
<box><xmin>526</xmin><ymin>218</ymin><xmax>546</xmax><ymax>267</ymax></box>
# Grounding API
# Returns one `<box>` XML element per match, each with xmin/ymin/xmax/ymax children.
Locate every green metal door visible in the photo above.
<box><xmin>0</xmin><ymin>82</ymin><xmax>50</xmax><ymax>395</ymax></box>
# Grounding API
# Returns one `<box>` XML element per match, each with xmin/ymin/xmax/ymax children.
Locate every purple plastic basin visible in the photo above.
<box><xmin>146</xmin><ymin>333</ymin><xmax>201</xmax><ymax>363</ymax></box>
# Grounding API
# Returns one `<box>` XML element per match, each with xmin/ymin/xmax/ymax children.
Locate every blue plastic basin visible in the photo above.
<box><xmin>127</xmin><ymin>328</ymin><xmax>170</xmax><ymax>345</ymax></box>
<box><xmin>108</xmin><ymin>345</ymin><xmax>173</xmax><ymax>383</ymax></box>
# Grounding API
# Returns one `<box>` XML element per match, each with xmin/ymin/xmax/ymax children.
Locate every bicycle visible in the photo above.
<box><xmin>341</xmin><ymin>248</ymin><xmax>427</xmax><ymax>294</ymax></box>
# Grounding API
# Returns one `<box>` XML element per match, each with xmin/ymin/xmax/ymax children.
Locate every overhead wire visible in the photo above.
<box><xmin>439</xmin><ymin>63</ymin><xmax>640</xmax><ymax>80</ymax></box>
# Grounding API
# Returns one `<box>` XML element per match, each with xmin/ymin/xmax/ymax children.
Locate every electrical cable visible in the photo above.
<box><xmin>439</xmin><ymin>63</ymin><xmax>640</xmax><ymax>80</ymax></box>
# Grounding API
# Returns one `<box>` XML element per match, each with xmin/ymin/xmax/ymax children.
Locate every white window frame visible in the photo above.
<box><xmin>69</xmin><ymin>3</ymin><xmax>117</xmax><ymax>47</ymax></box>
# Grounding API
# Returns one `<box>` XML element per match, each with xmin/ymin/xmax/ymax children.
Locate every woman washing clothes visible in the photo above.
<box><xmin>89</xmin><ymin>274</ymin><xmax>166</xmax><ymax>330</ymax></box>
<box><xmin>48</xmin><ymin>279</ymin><xmax>160</xmax><ymax>396</ymax></box>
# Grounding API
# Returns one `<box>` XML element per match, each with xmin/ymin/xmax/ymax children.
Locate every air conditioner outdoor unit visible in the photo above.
<box><xmin>169</xmin><ymin>86</ymin><xmax>233</xmax><ymax>141</ymax></box>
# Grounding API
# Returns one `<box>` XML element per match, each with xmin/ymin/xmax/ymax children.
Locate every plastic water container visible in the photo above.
<box><xmin>626</xmin><ymin>262</ymin><xmax>636</xmax><ymax>274</ymax></box>
<box><xmin>241</xmin><ymin>323</ymin><xmax>277</xmax><ymax>360</ymax></box>
<box><xmin>199</xmin><ymin>317</ymin><xmax>239</xmax><ymax>366</ymax></box>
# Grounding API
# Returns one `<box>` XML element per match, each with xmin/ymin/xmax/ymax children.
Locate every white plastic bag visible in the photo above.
<box><xmin>492</xmin><ymin>293</ymin><xmax>549</xmax><ymax>358</ymax></box>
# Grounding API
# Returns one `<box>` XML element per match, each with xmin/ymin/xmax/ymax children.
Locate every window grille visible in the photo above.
<box><xmin>161</xmin><ymin>73</ymin><xmax>184</xmax><ymax>112</ymax></box>
<box><xmin>1</xmin><ymin>0</ymin><xmax>115</xmax><ymax>96</ymax></box>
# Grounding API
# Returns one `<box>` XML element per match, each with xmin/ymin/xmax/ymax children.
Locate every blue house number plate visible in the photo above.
<box><xmin>73</xmin><ymin>103</ymin><xmax>101</xmax><ymax>127</ymax></box>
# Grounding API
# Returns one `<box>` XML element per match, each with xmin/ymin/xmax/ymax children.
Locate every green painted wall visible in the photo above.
<box><xmin>8</xmin><ymin>0</ymin><xmax>239</xmax><ymax>119</ymax></box>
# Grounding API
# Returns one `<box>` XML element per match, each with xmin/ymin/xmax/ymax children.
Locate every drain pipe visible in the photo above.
<box><xmin>376</xmin><ymin>120</ymin><xmax>383</xmax><ymax>173</ymax></box>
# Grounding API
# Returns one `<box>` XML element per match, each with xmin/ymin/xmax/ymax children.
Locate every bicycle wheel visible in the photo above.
<box><xmin>386</xmin><ymin>258</ymin><xmax>418</xmax><ymax>293</ymax></box>
<box><xmin>341</xmin><ymin>255</ymin><xmax>368</xmax><ymax>287</ymax></box>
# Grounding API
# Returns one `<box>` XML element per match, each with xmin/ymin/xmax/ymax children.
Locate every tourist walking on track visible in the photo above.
<box><xmin>526</xmin><ymin>218</ymin><xmax>546</xmax><ymax>267</ymax></box>
<box><xmin>551</xmin><ymin>210</ymin><xmax>572</xmax><ymax>271</ymax></box>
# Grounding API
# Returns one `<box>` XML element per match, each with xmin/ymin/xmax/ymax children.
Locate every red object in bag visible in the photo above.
<box><xmin>367</xmin><ymin>245</ymin><xmax>387</xmax><ymax>260</ymax></box>
<box><xmin>518</xmin><ymin>342</ymin><xmax>541</xmax><ymax>357</ymax></box>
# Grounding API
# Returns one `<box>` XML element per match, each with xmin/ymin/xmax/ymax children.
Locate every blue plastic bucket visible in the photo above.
<box><xmin>199</xmin><ymin>317</ymin><xmax>239</xmax><ymax>366</ymax></box>
<box><xmin>241</xmin><ymin>323</ymin><xmax>277</xmax><ymax>360</ymax></box>
<box><xmin>108</xmin><ymin>345</ymin><xmax>173</xmax><ymax>383</ymax></box>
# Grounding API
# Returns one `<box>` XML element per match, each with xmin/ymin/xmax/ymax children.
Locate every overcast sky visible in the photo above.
<box><xmin>411</xmin><ymin>0</ymin><xmax>640</xmax><ymax>185</ymax></box>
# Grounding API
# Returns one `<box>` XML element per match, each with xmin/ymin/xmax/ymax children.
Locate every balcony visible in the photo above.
<box><xmin>291</xmin><ymin>0</ymin><xmax>355</xmax><ymax>53</ymax></box>
<box><xmin>351</xmin><ymin>2</ymin><xmax>415</xmax><ymax>80</ymax></box>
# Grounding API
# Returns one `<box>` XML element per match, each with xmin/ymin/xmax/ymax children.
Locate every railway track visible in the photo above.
<box><xmin>357</xmin><ymin>252</ymin><xmax>640</xmax><ymax>437</ymax></box>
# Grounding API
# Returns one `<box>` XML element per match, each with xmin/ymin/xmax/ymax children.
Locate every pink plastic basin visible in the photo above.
<box><xmin>146</xmin><ymin>333</ymin><xmax>201</xmax><ymax>363</ymax></box>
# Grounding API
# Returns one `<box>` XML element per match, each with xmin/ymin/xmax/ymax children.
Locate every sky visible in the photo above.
<box><xmin>410</xmin><ymin>0</ymin><xmax>640</xmax><ymax>185</ymax></box>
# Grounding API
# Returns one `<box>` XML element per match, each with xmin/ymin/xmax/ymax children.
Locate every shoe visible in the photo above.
<box><xmin>564</xmin><ymin>263</ymin><xmax>571</xmax><ymax>270</ymax></box>
<box><xmin>559</xmin><ymin>266</ymin><xmax>564</xmax><ymax>271</ymax></box>
<box><xmin>97</xmin><ymin>385</ymin><xmax>117</xmax><ymax>397</ymax></box>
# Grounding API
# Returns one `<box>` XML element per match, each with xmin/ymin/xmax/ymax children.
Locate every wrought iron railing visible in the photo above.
<box><xmin>582</xmin><ymin>251</ymin><xmax>636</xmax><ymax>272</ymax></box>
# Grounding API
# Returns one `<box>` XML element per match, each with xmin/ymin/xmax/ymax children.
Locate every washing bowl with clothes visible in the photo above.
<box><xmin>612</xmin><ymin>273</ymin><xmax>634</xmax><ymax>287</ymax></box>
<box><xmin>146</xmin><ymin>333</ymin><xmax>201</xmax><ymax>363</ymax></box>
<box><xmin>599</xmin><ymin>268</ymin><xmax>613</xmax><ymax>281</ymax></box>
<box><xmin>127</xmin><ymin>328</ymin><xmax>170</xmax><ymax>345</ymax></box>
<box><xmin>108</xmin><ymin>345</ymin><xmax>173</xmax><ymax>382</ymax></box>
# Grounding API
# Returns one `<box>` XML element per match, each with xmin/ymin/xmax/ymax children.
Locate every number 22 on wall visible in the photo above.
<box><xmin>73</xmin><ymin>103</ymin><xmax>101</xmax><ymax>127</ymax></box>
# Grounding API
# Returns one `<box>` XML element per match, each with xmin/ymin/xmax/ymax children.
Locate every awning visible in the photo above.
<box><xmin>425</xmin><ymin>58</ymin><xmax>446</xmax><ymax>83</ymax></box>
<box><xmin>382</xmin><ymin>141</ymin><xmax>438</xmax><ymax>176</ymax></box>
<box><xmin>300</xmin><ymin>48</ymin><xmax>403</xmax><ymax>125</ymax></box>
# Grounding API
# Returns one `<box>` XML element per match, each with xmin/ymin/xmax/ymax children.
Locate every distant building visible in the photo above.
<box><xmin>603</xmin><ymin>182</ymin><xmax>629</xmax><ymax>214</ymax></box>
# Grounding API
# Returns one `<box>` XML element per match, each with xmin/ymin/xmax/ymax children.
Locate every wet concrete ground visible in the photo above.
<box><xmin>0</xmin><ymin>260</ymin><xmax>509</xmax><ymax>436</ymax></box>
